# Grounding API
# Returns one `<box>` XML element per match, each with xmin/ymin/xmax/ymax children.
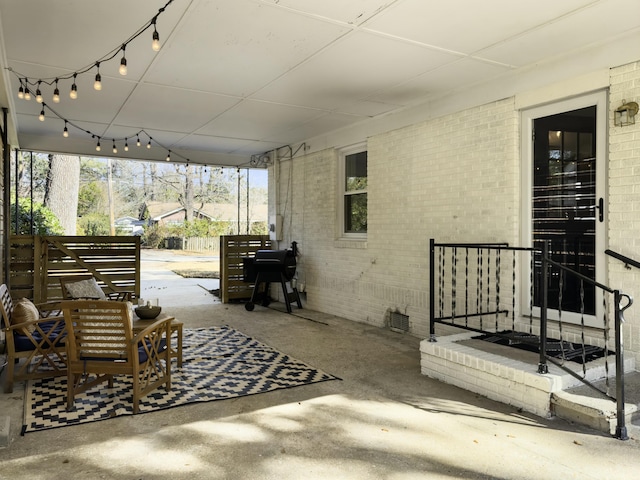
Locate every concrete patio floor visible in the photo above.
<box><xmin>1</xmin><ymin>251</ymin><xmax>640</xmax><ymax>479</ymax></box>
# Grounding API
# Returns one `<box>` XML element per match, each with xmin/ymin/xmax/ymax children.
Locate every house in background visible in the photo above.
<box><xmin>140</xmin><ymin>202</ymin><xmax>268</xmax><ymax>233</ymax></box>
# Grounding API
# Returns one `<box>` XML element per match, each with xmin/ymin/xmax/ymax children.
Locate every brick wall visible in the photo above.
<box><xmin>272</xmin><ymin>98</ymin><xmax>520</xmax><ymax>338</ymax></box>
<box><xmin>609</xmin><ymin>60</ymin><xmax>640</xmax><ymax>365</ymax></box>
<box><xmin>272</xmin><ymin>61</ymin><xmax>640</xmax><ymax>366</ymax></box>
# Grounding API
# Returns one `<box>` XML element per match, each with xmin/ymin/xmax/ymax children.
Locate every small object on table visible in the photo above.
<box><xmin>134</xmin><ymin>302</ymin><xmax>162</xmax><ymax>320</ymax></box>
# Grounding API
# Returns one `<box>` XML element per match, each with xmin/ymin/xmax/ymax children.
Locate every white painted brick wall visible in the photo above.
<box><xmin>609</xmin><ymin>61</ymin><xmax>640</xmax><ymax>366</ymax></box>
<box><xmin>270</xmin><ymin>61</ymin><xmax>640</xmax><ymax>367</ymax></box>
<box><xmin>270</xmin><ymin>98</ymin><xmax>520</xmax><ymax>337</ymax></box>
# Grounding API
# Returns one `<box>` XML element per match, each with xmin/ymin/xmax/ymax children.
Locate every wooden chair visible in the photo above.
<box><xmin>0</xmin><ymin>284</ymin><xmax>67</xmax><ymax>393</ymax></box>
<box><xmin>59</xmin><ymin>275</ymin><xmax>134</xmax><ymax>302</ymax></box>
<box><xmin>60</xmin><ymin>300</ymin><xmax>172</xmax><ymax>414</ymax></box>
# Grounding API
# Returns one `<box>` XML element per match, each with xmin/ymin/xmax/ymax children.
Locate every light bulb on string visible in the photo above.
<box><xmin>151</xmin><ymin>19</ymin><xmax>161</xmax><ymax>51</ymax></box>
<box><xmin>96</xmin><ymin>138</ymin><xmax>101</xmax><ymax>152</ymax></box>
<box><xmin>38</xmin><ymin>108</ymin><xmax>45</xmax><ymax>121</ymax></box>
<box><xmin>147</xmin><ymin>139</ymin><xmax>152</xmax><ymax>149</ymax></box>
<box><xmin>94</xmin><ymin>63</ymin><xmax>102</xmax><ymax>91</ymax></box>
<box><xmin>124</xmin><ymin>139</ymin><xmax>129</xmax><ymax>152</ymax></box>
<box><xmin>112</xmin><ymin>140</ymin><xmax>118</xmax><ymax>154</ymax></box>
<box><xmin>166</xmin><ymin>151</ymin><xmax>171</xmax><ymax>161</ymax></box>
<box><xmin>35</xmin><ymin>81</ymin><xmax>43</xmax><ymax>103</ymax></box>
<box><xmin>70</xmin><ymin>74</ymin><xmax>78</xmax><ymax>99</ymax></box>
<box><xmin>136</xmin><ymin>135</ymin><xmax>141</xmax><ymax>147</ymax></box>
<box><xmin>119</xmin><ymin>45</ymin><xmax>127</xmax><ymax>76</ymax></box>
<box><xmin>24</xmin><ymin>87</ymin><xmax>31</xmax><ymax>101</ymax></box>
<box><xmin>52</xmin><ymin>79</ymin><xmax>60</xmax><ymax>103</ymax></box>
<box><xmin>63</xmin><ymin>121</ymin><xmax>69</xmax><ymax>137</ymax></box>
<box><xmin>17</xmin><ymin>79</ymin><xmax>25</xmax><ymax>99</ymax></box>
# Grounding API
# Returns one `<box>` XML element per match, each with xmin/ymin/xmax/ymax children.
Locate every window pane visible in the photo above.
<box><xmin>345</xmin><ymin>193</ymin><xmax>367</xmax><ymax>233</ymax></box>
<box><xmin>345</xmin><ymin>151</ymin><xmax>367</xmax><ymax>192</ymax></box>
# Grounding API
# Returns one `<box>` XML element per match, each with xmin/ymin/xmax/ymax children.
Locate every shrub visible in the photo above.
<box><xmin>10</xmin><ymin>199</ymin><xmax>64</xmax><ymax>235</ymax></box>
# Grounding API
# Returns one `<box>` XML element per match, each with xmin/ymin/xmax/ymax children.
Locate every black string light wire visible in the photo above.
<box><xmin>8</xmin><ymin>1</ymin><xmax>173</xmax><ymax>99</ymax></box>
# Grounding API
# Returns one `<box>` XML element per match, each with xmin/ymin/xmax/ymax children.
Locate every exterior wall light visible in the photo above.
<box><xmin>614</xmin><ymin>100</ymin><xmax>638</xmax><ymax>126</ymax></box>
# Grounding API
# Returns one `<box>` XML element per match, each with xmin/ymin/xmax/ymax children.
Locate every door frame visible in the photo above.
<box><xmin>520</xmin><ymin>90</ymin><xmax>608</xmax><ymax>327</ymax></box>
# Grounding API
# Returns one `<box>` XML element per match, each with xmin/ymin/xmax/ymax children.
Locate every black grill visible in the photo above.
<box><xmin>244</xmin><ymin>242</ymin><xmax>302</xmax><ymax>313</ymax></box>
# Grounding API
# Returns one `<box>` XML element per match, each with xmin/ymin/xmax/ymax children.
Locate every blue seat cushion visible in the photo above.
<box><xmin>13</xmin><ymin>320</ymin><xmax>66</xmax><ymax>352</ymax></box>
<box><xmin>79</xmin><ymin>338</ymin><xmax>167</xmax><ymax>363</ymax></box>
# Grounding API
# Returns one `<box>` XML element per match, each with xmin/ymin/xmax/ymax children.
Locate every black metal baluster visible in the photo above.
<box><xmin>495</xmin><ymin>248</ymin><xmax>501</xmax><ymax>332</ymax></box>
<box><xmin>512</xmin><ymin>250</ymin><xmax>516</xmax><ymax>332</ymax></box>
<box><xmin>451</xmin><ymin>247</ymin><xmax>457</xmax><ymax>323</ymax></box>
<box><xmin>465</xmin><ymin>248</ymin><xmax>469</xmax><ymax>327</ymax></box>
<box><xmin>486</xmin><ymin>248</ymin><xmax>491</xmax><ymax>321</ymax></box>
<box><xmin>558</xmin><ymin>268</ymin><xmax>565</xmax><ymax>364</ymax></box>
<box><xmin>580</xmin><ymin>279</ymin><xmax>586</xmax><ymax>376</ymax></box>
<box><xmin>529</xmin><ymin>250</ymin><xmax>534</xmax><ymax>334</ymax></box>
<box><xmin>603</xmin><ymin>291</ymin><xmax>610</xmax><ymax>394</ymax></box>
<box><xmin>477</xmin><ymin>248</ymin><xmax>482</xmax><ymax>318</ymax></box>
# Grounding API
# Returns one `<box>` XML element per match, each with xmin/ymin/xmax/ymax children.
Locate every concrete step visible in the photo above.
<box><xmin>551</xmin><ymin>371</ymin><xmax>640</xmax><ymax>436</ymax></box>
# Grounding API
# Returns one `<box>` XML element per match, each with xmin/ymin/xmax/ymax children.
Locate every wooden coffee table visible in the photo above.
<box><xmin>133</xmin><ymin>313</ymin><xmax>183</xmax><ymax>367</ymax></box>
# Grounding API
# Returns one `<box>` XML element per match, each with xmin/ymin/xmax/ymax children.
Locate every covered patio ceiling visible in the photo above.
<box><xmin>0</xmin><ymin>0</ymin><xmax>639</xmax><ymax>168</ymax></box>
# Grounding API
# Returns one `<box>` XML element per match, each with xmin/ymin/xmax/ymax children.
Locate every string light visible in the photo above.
<box><xmin>11</xmin><ymin>1</ymin><xmax>173</xmax><ymax>104</ymax></box>
<box><xmin>151</xmin><ymin>18</ymin><xmax>161</xmax><ymax>52</ymax></box>
<box><xmin>119</xmin><ymin>45</ymin><xmax>127</xmax><ymax>76</ymax></box>
<box><xmin>70</xmin><ymin>74</ymin><xmax>78</xmax><ymax>99</ymax></box>
<box><xmin>52</xmin><ymin>79</ymin><xmax>60</xmax><ymax>103</ymax></box>
<box><xmin>35</xmin><ymin>81</ymin><xmax>43</xmax><ymax>103</ymax></box>
<box><xmin>36</xmin><ymin>101</ymin><xmax>200</xmax><ymax>165</ymax></box>
<box><xmin>93</xmin><ymin>62</ymin><xmax>102</xmax><ymax>91</ymax></box>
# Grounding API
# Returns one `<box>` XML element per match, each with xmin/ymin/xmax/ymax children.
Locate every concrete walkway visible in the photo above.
<box><xmin>1</xmin><ymin>253</ymin><xmax>640</xmax><ymax>479</ymax></box>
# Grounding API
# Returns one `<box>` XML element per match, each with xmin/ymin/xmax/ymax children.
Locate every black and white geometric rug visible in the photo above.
<box><xmin>23</xmin><ymin>325</ymin><xmax>339</xmax><ymax>434</ymax></box>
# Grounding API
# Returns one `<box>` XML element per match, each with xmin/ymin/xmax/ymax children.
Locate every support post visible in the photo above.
<box><xmin>614</xmin><ymin>290</ymin><xmax>628</xmax><ymax>440</ymax></box>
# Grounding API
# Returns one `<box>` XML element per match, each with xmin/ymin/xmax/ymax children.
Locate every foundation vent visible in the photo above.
<box><xmin>389</xmin><ymin>312</ymin><xmax>410</xmax><ymax>333</ymax></box>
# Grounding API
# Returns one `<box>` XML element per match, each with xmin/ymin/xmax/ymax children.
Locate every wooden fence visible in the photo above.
<box><xmin>9</xmin><ymin>235</ymin><xmax>140</xmax><ymax>303</ymax></box>
<box><xmin>220</xmin><ymin>235</ymin><xmax>271</xmax><ymax>303</ymax></box>
<box><xmin>164</xmin><ymin>236</ymin><xmax>220</xmax><ymax>252</ymax></box>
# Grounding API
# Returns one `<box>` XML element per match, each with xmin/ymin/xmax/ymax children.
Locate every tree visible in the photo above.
<box><xmin>44</xmin><ymin>154</ymin><xmax>80</xmax><ymax>234</ymax></box>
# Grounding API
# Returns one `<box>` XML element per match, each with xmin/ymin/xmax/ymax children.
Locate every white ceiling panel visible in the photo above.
<box><xmin>363</xmin><ymin>0</ymin><xmax>597</xmax><ymax>55</ymax></box>
<box><xmin>113</xmin><ymin>83</ymin><xmax>241</xmax><ymax>132</ymax></box>
<box><xmin>145</xmin><ymin>0</ymin><xmax>351</xmax><ymax>97</ymax></box>
<box><xmin>371</xmin><ymin>58</ymin><xmax>512</xmax><ymax>106</ymax></box>
<box><xmin>0</xmin><ymin>0</ymin><xmax>638</xmax><ymax>167</ymax></box>
<box><xmin>257</xmin><ymin>0</ymin><xmax>398</xmax><ymax>25</ymax></box>
<box><xmin>196</xmin><ymin>100</ymin><xmax>328</xmax><ymax>141</ymax></box>
<box><xmin>253</xmin><ymin>30</ymin><xmax>459</xmax><ymax>110</ymax></box>
<box><xmin>477</xmin><ymin>1</ymin><xmax>640</xmax><ymax>67</ymax></box>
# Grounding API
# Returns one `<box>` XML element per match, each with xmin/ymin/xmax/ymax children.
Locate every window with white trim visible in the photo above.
<box><xmin>339</xmin><ymin>146</ymin><xmax>367</xmax><ymax>237</ymax></box>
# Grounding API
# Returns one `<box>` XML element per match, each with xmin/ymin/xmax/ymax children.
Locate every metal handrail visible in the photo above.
<box><xmin>605</xmin><ymin>249</ymin><xmax>640</xmax><ymax>270</ymax></box>
<box><xmin>430</xmin><ymin>239</ymin><xmax>632</xmax><ymax>440</ymax></box>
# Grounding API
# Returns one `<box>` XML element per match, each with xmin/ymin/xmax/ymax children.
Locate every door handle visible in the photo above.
<box><xmin>597</xmin><ymin>197</ymin><xmax>604</xmax><ymax>222</ymax></box>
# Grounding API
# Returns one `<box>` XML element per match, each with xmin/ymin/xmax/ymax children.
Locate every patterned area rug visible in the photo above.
<box><xmin>23</xmin><ymin>325</ymin><xmax>339</xmax><ymax>433</ymax></box>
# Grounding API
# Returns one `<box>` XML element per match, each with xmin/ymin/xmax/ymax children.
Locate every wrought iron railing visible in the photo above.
<box><xmin>429</xmin><ymin>239</ymin><xmax>632</xmax><ymax>440</ymax></box>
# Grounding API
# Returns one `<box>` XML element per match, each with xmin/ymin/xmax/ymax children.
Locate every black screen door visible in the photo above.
<box><xmin>532</xmin><ymin>106</ymin><xmax>597</xmax><ymax>315</ymax></box>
